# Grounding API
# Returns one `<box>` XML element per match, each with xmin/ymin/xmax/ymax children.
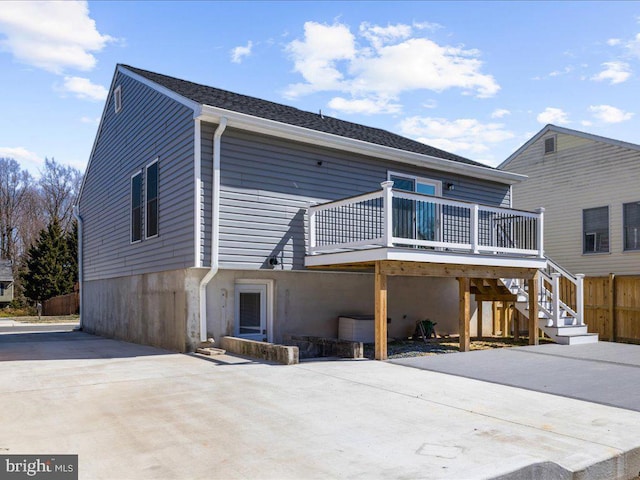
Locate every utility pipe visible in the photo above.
<box><xmin>72</xmin><ymin>205</ymin><xmax>83</xmax><ymax>330</ymax></box>
<box><xmin>198</xmin><ymin>117</ymin><xmax>227</xmax><ymax>343</ymax></box>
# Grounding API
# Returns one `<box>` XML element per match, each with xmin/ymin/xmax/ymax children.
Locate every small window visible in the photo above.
<box><xmin>544</xmin><ymin>136</ymin><xmax>556</xmax><ymax>154</ymax></box>
<box><xmin>0</xmin><ymin>283</ymin><xmax>4</xmax><ymax>296</ymax></box>
<box><xmin>623</xmin><ymin>202</ymin><xmax>640</xmax><ymax>251</ymax></box>
<box><xmin>131</xmin><ymin>171</ymin><xmax>143</xmax><ymax>243</ymax></box>
<box><xmin>583</xmin><ymin>206</ymin><xmax>609</xmax><ymax>253</ymax></box>
<box><xmin>145</xmin><ymin>160</ymin><xmax>159</xmax><ymax>239</ymax></box>
<box><xmin>114</xmin><ymin>85</ymin><xmax>122</xmax><ymax>113</ymax></box>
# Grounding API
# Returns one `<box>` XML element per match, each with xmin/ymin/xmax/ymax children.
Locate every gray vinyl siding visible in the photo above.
<box><xmin>79</xmin><ymin>71</ymin><xmax>196</xmax><ymax>281</ymax></box>
<box><xmin>505</xmin><ymin>132</ymin><xmax>640</xmax><ymax>276</ymax></box>
<box><xmin>202</xmin><ymin>126</ymin><xmax>511</xmax><ymax>270</ymax></box>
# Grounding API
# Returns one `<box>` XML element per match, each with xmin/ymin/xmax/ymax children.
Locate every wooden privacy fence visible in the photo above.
<box><xmin>578</xmin><ymin>275</ymin><xmax>640</xmax><ymax>343</ymax></box>
<box><xmin>42</xmin><ymin>291</ymin><xmax>79</xmax><ymax>316</ymax></box>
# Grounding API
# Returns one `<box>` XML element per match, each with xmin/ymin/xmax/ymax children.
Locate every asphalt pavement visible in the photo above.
<box><xmin>391</xmin><ymin>342</ymin><xmax>640</xmax><ymax>412</ymax></box>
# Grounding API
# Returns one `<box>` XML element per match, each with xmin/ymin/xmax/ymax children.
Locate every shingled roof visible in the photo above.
<box><xmin>0</xmin><ymin>260</ymin><xmax>12</xmax><ymax>282</ymax></box>
<box><xmin>121</xmin><ymin>65</ymin><xmax>487</xmax><ymax>168</ymax></box>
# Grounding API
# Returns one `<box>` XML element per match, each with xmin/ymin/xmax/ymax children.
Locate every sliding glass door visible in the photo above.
<box><xmin>390</xmin><ymin>174</ymin><xmax>441</xmax><ymax>242</ymax></box>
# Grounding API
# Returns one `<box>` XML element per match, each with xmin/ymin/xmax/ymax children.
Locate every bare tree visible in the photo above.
<box><xmin>38</xmin><ymin>158</ymin><xmax>82</xmax><ymax>231</ymax></box>
<box><xmin>0</xmin><ymin>158</ymin><xmax>32</xmax><ymax>262</ymax></box>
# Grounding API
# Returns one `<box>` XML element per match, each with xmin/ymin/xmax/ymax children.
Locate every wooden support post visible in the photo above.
<box><xmin>501</xmin><ymin>302</ymin><xmax>508</xmax><ymax>337</ymax></box>
<box><xmin>374</xmin><ymin>261</ymin><xmax>388</xmax><ymax>360</ymax></box>
<box><xmin>476</xmin><ymin>300</ymin><xmax>483</xmax><ymax>339</ymax></box>
<box><xmin>609</xmin><ymin>273</ymin><xmax>616</xmax><ymax>342</ymax></box>
<box><xmin>458</xmin><ymin>277</ymin><xmax>470</xmax><ymax>352</ymax></box>
<box><xmin>528</xmin><ymin>274</ymin><xmax>539</xmax><ymax>345</ymax></box>
<box><xmin>512</xmin><ymin>304</ymin><xmax>520</xmax><ymax>341</ymax></box>
<box><xmin>492</xmin><ymin>301</ymin><xmax>499</xmax><ymax>336</ymax></box>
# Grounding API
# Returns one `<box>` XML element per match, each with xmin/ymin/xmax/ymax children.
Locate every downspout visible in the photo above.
<box><xmin>72</xmin><ymin>205</ymin><xmax>83</xmax><ymax>330</ymax></box>
<box><xmin>198</xmin><ymin>117</ymin><xmax>228</xmax><ymax>343</ymax></box>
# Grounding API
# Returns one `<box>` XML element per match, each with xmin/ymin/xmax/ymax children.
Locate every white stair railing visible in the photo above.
<box><xmin>503</xmin><ymin>257</ymin><xmax>585</xmax><ymax>328</ymax></box>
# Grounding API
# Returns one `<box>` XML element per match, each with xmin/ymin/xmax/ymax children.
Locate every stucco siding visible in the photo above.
<box><xmin>202</xmin><ymin>126</ymin><xmax>512</xmax><ymax>270</ymax></box>
<box><xmin>204</xmin><ymin>269</ymin><xmax>465</xmax><ymax>344</ymax></box>
<box><xmin>506</xmin><ymin>131</ymin><xmax>640</xmax><ymax>275</ymax></box>
<box><xmin>79</xmin><ymin>71</ymin><xmax>196</xmax><ymax>281</ymax></box>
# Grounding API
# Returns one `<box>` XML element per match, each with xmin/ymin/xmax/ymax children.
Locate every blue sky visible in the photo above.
<box><xmin>1</xmin><ymin>1</ymin><xmax>640</xmax><ymax>175</ymax></box>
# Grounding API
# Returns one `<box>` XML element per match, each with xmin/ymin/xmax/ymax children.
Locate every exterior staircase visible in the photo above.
<box><xmin>502</xmin><ymin>259</ymin><xmax>598</xmax><ymax>345</ymax></box>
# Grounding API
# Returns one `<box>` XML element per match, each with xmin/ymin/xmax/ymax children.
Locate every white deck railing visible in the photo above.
<box><xmin>308</xmin><ymin>181</ymin><xmax>544</xmax><ymax>258</ymax></box>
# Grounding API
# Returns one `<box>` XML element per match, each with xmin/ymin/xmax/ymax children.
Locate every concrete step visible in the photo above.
<box><xmin>196</xmin><ymin>347</ymin><xmax>226</xmax><ymax>356</ymax></box>
<box><xmin>542</xmin><ymin>324</ymin><xmax>588</xmax><ymax>336</ymax></box>
<box><xmin>554</xmin><ymin>333</ymin><xmax>599</xmax><ymax>345</ymax></box>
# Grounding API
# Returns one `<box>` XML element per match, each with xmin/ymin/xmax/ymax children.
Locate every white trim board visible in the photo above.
<box><xmin>304</xmin><ymin>248</ymin><xmax>547</xmax><ymax>270</ymax></box>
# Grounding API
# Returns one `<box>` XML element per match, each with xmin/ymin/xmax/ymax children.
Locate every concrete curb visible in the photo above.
<box><xmin>220</xmin><ymin>336</ymin><xmax>299</xmax><ymax>365</ymax></box>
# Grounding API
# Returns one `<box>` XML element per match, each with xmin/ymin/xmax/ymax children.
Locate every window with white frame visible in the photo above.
<box><xmin>623</xmin><ymin>201</ymin><xmax>640</xmax><ymax>251</ymax></box>
<box><xmin>583</xmin><ymin>206</ymin><xmax>609</xmax><ymax>254</ymax></box>
<box><xmin>114</xmin><ymin>85</ymin><xmax>122</xmax><ymax>113</ymax></box>
<box><xmin>131</xmin><ymin>171</ymin><xmax>143</xmax><ymax>243</ymax></box>
<box><xmin>145</xmin><ymin>160</ymin><xmax>159</xmax><ymax>238</ymax></box>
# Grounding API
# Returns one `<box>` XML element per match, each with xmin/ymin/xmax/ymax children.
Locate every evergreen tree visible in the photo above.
<box><xmin>22</xmin><ymin>219</ymin><xmax>75</xmax><ymax>302</ymax></box>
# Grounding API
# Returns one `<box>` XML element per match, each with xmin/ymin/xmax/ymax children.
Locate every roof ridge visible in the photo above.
<box><xmin>119</xmin><ymin>64</ymin><xmax>489</xmax><ymax>169</ymax></box>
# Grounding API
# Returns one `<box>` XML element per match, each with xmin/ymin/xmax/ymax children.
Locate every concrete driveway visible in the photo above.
<box><xmin>1</xmin><ymin>332</ymin><xmax>639</xmax><ymax>479</ymax></box>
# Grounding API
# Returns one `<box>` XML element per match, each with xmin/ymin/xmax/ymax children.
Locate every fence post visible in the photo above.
<box><xmin>575</xmin><ymin>274</ymin><xmax>585</xmax><ymax>326</ymax></box>
<box><xmin>551</xmin><ymin>272</ymin><xmax>561</xmax><ymax>327</ymax></box>
<box><xmin>608</xmin><ymin>273</ymin><xmax>616</xmax><ymax>342</ymax></box>
<box><xmin>381</xmin><ymin>181</ymin><xmax>394</xmax><ymax>247</ymax></box>
<box><xmin>471</xmin><ymin>204</ymin><xmax>479</xmax><ymax>254</ymax></box>
<box><xmin>535</xmin><ymin>207</ymin><xmax>545</xmax><ymax>259</ymax></box>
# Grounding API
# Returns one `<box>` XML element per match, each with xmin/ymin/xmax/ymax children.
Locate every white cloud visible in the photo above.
<box><xmin>589</xmin><ymin>104</ymin><xmax>634</xmax><ymax>123</ymax></box>
<box><xmin>398</xmin><ymin>117</ymin><xmax>514</xmax><ymax>156</ymax></box>
<box><xmin>627</xmin><ymin>33</ymin><xmax>640</xmax><ymax>57</ymax></box>
<box><xmin>412</xmin><ymin>21</ymin><xmax>443</xmax><ymax>32</ymax></box>
<box><xmin>591</xmin><ymin>61</ymin><xmax>631</xmax><ymax>84</ymax></box>
<box><xmin>537</xmin><ymin>107</ymin><xmax>570</xmax><ymax>125</ymax></box>
<box><xmin>328</xmin><ymin>96</ymin><xmax>401</xmax><ymax>115</ymax></box>
<box><xmin>491</xmin><ymin>108</ymin><xmax>510</xmax><ymax>119</ymax></box>
<box><xmin>581</xmin><ymin>120</ymin><xmax>593</xmax><ymax>127</ymax></box>
<box><xmin>285</xmin><ymin>22</ymin><xmax>356</xmax><ymax>96</ymax></box>
<box><xmin>422</xmin><ymin>99</ymin><xmax>438</xmax><ymax>109</ymax></box>
<box><xmin>359</xmin><ymin>22</ymin><xmax>412</xmax><ymax>50</ymax></box>
<box><xmin>284</xmin><ymin>21</ymin><xmax>499</xmax><ymax>111</ymax></box>
<box><xmin>80</xmin><ymin>116</ymin><xmax>100</xmax><ymax>125</ymax></box>
<box><xmin>61</xmin><ymin>76</ymin><xmax>107</xmax><ymax>101</ymax></box>
<box><xmin>230</xmin><ymin>41</ymin><xmax>253</xmax><ymax>64</ymax></box>
<box><xmin>607</xmin><ymin>38</ymin><xmax>621</xmax><ymax>46</ymax></box>
<box><xmin>0</xmin><ymin>1</ymin><xmax>114</xmax><ymax>74</ymax></box>
<box><xmin>0</xmin><ymin>146</ymin><xmax>43</xmax><ymax>168</ymax></box>
<box><xmin>548</xmin><ymin>65</ymin><xmax>573</xmax><ymax>77</ymax></box>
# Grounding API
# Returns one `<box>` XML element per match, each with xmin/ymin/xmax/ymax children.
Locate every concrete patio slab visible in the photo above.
<box><xmin>1</xmin><ymin>332</ymin><xmax>639</xmax><ymax>479</ymax></box>
<box><xmin>391</xmin><ymin>341</ymin><xmax>640</xmax><ymax>412</ymax></box>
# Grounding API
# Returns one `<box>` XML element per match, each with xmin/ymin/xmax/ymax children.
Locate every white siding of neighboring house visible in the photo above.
<box><xmin>504</xmin><ymin>131</ymin><xmax>640</xmax><ymax>276</ymax></box>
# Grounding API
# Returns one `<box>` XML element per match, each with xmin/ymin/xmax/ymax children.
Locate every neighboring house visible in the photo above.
<box><xmin>500</xmin><ymin>124</ymin><xmax>640</xmax><ymax>277</ymax></box>
<box><xmin>77</xmin><ymin>65</ymin><xmax>582</xmax><ymax>357</ymax></box>
<box><xmin>0</xmin><ymin>260</ymin><xmax>14</xmax><ymax>306</ymax></box>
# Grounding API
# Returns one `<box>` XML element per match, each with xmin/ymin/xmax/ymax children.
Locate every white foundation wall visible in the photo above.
<box><xmin>204</xmin><ymin>270</ymin><xmax>464</xmax><ymax>343</ymax></box>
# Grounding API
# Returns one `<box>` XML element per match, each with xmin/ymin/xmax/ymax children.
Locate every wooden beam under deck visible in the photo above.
<box><xmin>528</xmin><ymin>273</ymin><xmax>539</xmax><ymax>345</ymax></box>
<box><xmin>458</xmin><ymin>277</ymin><xmax>471</xmax><ymax>352</ymax></box>
<box><xmin>374</xmin><ymin>261</ymin><xmax>388</xmax><ymax>361</ymax></box>
<box><xmin>476</xmin><ymin>300</ymin><xmax>483</xmax><ymax>339</ymax></box>
<box><xmin>308</xmin><ymin>260</ymin><xmax>539</xmax><ymax>280</ymax></box>
<box><xmin>378</xmin><ymin>261</ymin><xmax>538</xmax><ymax>280</ymax></box>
